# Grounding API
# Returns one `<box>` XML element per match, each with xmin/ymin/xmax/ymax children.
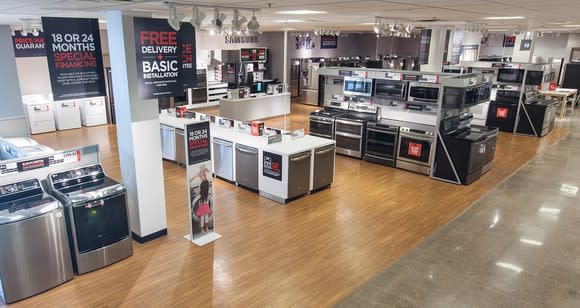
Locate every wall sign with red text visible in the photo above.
<box><xmin>42</xmin><ymin>17</ymin><xmax>106</xmax><ymax>101</ymax></box>
<box><xmin>133</xmin><ymin>17</ymin><xmax>182</xmax><ymax>99</ymax></box>
<box><xmin>407</xmin><ymin>142</ymin><xmax>423</xmax><ymax>158</ymax></box>
<box><xmin>240</xmin><ymin>47</ymin><xmax>267</xmax><ymax>62</ymax></box>
<box><xmin>12</xmin><ymin>30</ymin><xmax>46</xmax><ymax>57</ymax></box>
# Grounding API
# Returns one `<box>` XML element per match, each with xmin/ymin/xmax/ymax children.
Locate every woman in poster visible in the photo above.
<box><xmin>189</xmin><ymin>163</ymin><xmax>214</xmax><ymax>236</ymax></box>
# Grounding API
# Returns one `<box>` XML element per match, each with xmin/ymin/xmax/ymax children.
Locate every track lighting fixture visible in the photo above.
<box><xmin>190</xmin><ymin>7</ymin><xmax>206</xmax><ymax>29</ymax></box>
<box><xmin>373</xmin><ymin>18</ymin><xmax>415</xmax><ymax>38</ymax></box>
<box><xmin>211</xmin><ymin>8</ymin><xmax>227</xmax><ymax>31</ymax></box>
<box><xmin>167</xmin><ymin>5</ymin><xmax>184</xmax><ymax>31</ymax></box>
<box><xmin>313</xmin><ymin>27</ymin><xmax>341</xmax><ymax>37</ymax></box>
<box><xmin>32</xmin><ymin>28</ymin><xmax>39</xmax><ymax>37</ymax></box>
<box><xmin>231</xmin><ymin>9</ymin><xmax>247</xmax><ymax>31</ymax></box>
<box><xmin>247</xmin><ymin>10</ymin><xmax>260</xmax><ymax>31</ymax></box>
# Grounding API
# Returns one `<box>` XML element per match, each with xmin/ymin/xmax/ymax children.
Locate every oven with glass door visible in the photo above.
<box><xmin>396</xmin><ymin>127</ymin><xmax>435</xmax><ymax>175</ymax></box>
<box><xmin>47</xmin><ymin>164</ymin><xmax>132</xmax><ymax>275</ymax></box>
<box><xmin>408</xmin><ymin>82</ymin><xmax>441</xmax><ymax>104</ymax></box>
<box><xmin>364</xmin><ymin>121</ymin><xmax>399</xmax><ymax>167</ymax></box>
<box><xmin>374</xmin><ymin>79</ymin><xmax>408</xmax><ymax>101</ymax></box>
<box><xmin>309</xmin><ymin>114</ymin><xmax>334</xmax><ymax>139</ymax></box>
<box><xmin>343</xmin><ymin>76</ymin><xmax>373</xmax><ymax>97</ymax></box>
<box><xmin>334</xmin><ymin>118</ymin><xmax>365</xmax><ymax>158</ymax></box>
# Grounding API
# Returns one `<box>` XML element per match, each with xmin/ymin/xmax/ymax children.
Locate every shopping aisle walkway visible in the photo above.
<box><xmin>338</xmin><ymin>114</ymin><xmax>580</xmax><ymax>307</ymax></box>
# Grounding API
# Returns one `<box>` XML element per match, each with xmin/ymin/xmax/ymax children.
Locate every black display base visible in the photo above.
<box><xmin>132</xmin><ymin>229</ymin><xmax>168</xmax><ymax>244</ymax></box>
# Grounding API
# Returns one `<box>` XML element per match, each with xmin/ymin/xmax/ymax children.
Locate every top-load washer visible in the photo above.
<box><xmin>46</xmin><ymin>164</ymin><xmax>132</xmax><ymax>274</ymax></box>
<box><xmin>0</xmin><ymin>178</ymin><xmax>73</xmax><ymax>304</ymax></box>
<box><xmin>79</xmin><ymin>97</ymin><xmax>107</xmax><ymax>127</ymax></box>
<box><xmin>53</xmin><ymin>100</ymin><xmax>81</xmax><ymax>130</ymax></box>
<box><xmin>24</xmin><ymin>101</ymin><xmax>56</xmax><ymax>134</ymax></box>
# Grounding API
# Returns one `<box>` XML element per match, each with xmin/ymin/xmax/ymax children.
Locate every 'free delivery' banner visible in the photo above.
<box><xmin>133</xmin><ymin>17</ymin><xmax>183</xmax><ymax>99</ymax></box>
<box><xmin>42</xmin><ymin>17</ymin><xmax>106</xmax><ymax>101</ymax></box>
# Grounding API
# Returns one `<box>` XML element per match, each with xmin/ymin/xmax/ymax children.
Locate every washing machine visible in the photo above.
<box><xmin>80</xmin><ymin>97</ymin><xmax>107</xmax><ymax>127</ymax></box>
<box><xmin>47</xmin><ymin>164</ymin><xmax>132</xmax><ymax>274</ymax></box>
<box><xmin>0</xmin><ymin>178</ymin><xmax>73</xmax><ymax>304</ymax></box>
<box><xmin>24</xmin><ymin>101</ymin><xmax>56</xmax><ymax>134</ymax></box>
<box><xmin>53</xmin><ymin>100</ymin><xmax>81</xmax><ymax>130</ymax></box>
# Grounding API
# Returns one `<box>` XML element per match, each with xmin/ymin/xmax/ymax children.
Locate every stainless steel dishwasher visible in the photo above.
<box><xmin>212</xmin><ymin>138</ymin><xmax>234</xmax><ymax>181</ymax></box>
<box><xmin>175</xmin><ymin>128</ymin><xmax>185</xmax><ymax>166</ymax></box>
<box><xmin>235</xmin><ymin>144</ymin><xmax>259</xmax><ymax>190</ymax></box>
<box><xmin>313</xmin><ymin>144</ymin><xmax>335</xmax><ymax>190</ymax></box>
<box><xmin>288</xmin><ymin>150</ymin><xmax>312</xmax><ymax>199</ymax></box>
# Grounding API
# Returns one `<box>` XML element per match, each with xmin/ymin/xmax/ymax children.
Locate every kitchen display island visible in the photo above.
<box><xmin>219</xmin><ymin>92</ymin><xmax>291</xmax><ymax>121</ymax></box>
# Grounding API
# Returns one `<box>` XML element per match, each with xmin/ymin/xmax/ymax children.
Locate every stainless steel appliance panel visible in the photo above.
<box><xmin>398</xmin><ymin>133</ymin><xmax>433</xmax><ymax>165</ymax></box>
<box><xmin>212</xmin><ymin>138</ymin><xmax>234</xmax><ymax>181</ymax></box>
<box><xmin>408</xmin><ymin>83</ymin><xmax>440</xmax><ymax>103</ymax></box>
<box><xmin>235</xmin><ymin>144</ymin><xmax>259</xmax><ymax>190</ymax></box>
<box><xmin>374</xmin><ymin>80</ymin><xmax>408</xmax><ymax>101</ymax></box>
<box><xmin>364</xmin><ymin>126</ymin><xmax>398</xmax><ymax>166</ymax></box>
<box><xmin>175</xmin><ymin>128</ymin><xmax>185</xmax><ymax>166</ymax></box>
<box><xmin>309</xmin><ymin>117</ymin><xmax>334</xmax><ymax>139</ymax></box>
<box><xmin>0</xmin><ymin>209</ymin><xmax>73</xmax><ymax>304</ymax></box>
<box><xmin>313</xmin><ymin>145</ymin><xmax>335</xmax><ymax>190</ymax></box>
<box><xmin>288</xmin><ymin>151</ymin><xmax>312</xmax><ymax>198</ymax></box>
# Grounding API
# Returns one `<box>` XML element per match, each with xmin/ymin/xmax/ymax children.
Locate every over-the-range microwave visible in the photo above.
<box><xmin>343</xmin><ymin>76</ymin><xmax>373</xmax><ymax>97</ymax></box>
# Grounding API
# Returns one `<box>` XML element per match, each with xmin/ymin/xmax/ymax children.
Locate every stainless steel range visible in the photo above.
<box><xmin>334</xmin><ymin>103</ymin><xmax>378</xmax><ymax>158</ymax></box>
<box><xmin>309</xmin><ymin>100</ymin><xmax>349</xmax><ymax>139</ymax></box>
<box><xmin>396</xmin><ymin>123</ymin><xmax>436</xmax><ymax>175</ymax></box>
<box><xmin>364</xmin><ymin>119</ymin><xmax>401</xmax><ymax>167</ymax></box>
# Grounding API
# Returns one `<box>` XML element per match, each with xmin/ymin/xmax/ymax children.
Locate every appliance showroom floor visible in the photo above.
<box><xmin>8</xmin><ymin>103</ymin><xmax>571</xmax><ymax>307</ymax></box>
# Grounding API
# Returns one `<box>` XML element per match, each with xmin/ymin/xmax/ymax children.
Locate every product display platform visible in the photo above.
<box><xmin>18</xmin><ymin>104</ymin><xmax>569</xmax><ymax>307</ymax></box>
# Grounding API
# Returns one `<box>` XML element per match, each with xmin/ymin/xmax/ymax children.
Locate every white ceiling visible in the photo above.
<box><xmin>1</xmin><ymin>0</ymin><xmax>579</xmax><ymax>33</ymax></box>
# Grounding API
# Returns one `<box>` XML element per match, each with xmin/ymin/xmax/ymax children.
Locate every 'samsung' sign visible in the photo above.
<box><xmin>224</xmin><ymin>35</ymin><xmax>259</xmax><ymax>44</ymax></box>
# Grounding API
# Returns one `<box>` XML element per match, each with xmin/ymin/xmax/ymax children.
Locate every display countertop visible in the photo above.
<box><xmin>159</xmin><ymin>112</ymin><xmax>202</xmax><ymax>129</ymax></box>
<box><xmin>220</xmin><ymin>92</ymin><xmax>290</xmax><ymax>103</ymax></box>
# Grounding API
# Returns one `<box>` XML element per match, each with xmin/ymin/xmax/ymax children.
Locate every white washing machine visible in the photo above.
<box><xmin>53</xmin><ymin>100</ymin><xmax>81</xmax><ymax>130</ymax></box>
<box><xmin>24</xmin><ymin>101</ymin><xmax>56</xmax><ymax>135</ymax></box>
<box><xmin>79</xmin><ymin>97</ymin><xmax>107</xmax><ymax>127</ymax></box>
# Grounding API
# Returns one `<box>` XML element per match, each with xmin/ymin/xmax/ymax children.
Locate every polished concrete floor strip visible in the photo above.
<box><xmin>337</xmin><ymin>114</ymin><xmax>580</xmax><ymax>307</ymax></box>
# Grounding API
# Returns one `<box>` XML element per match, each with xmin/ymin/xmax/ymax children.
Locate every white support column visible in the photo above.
<box><xmin>283</xmin><ymin>30</ymin><xmax>288</xmax><ymax>90</ymax></box>
<box><xmin>0</xmin><ymin>25</ymin><xmax>29</xmax><ymax>137</ymax></box>
<box><xmin>512</xmin><ymin>32</ymin><xmax>536</xmax><ymax>62</ymax></box>
<box><xmin>106</xmin><ymin>11</ymin><xmax>168</xmax><ymax>242</ymax></box>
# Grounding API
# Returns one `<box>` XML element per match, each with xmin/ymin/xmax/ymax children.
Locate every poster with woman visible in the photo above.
<box><xmin>184</xmin><ymin>121</ymin><xmax>221</xmax><ymax>246</ymax></box>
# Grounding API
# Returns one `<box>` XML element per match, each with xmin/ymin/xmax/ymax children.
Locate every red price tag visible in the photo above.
<box><xmin>496</xmin><ymin>107</ymin><xmax>508</xmax><ymax>119</ymax></box>
<box><xmin>408</xmin><ymin>142</ymin><xmax>422</xmax><ymax>158</ymax></box>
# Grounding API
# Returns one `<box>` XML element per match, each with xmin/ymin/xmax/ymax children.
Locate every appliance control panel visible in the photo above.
<box><xmin>400</xmin><ymin>127</ymin><xmax>435</xmax><ymax>136</ymax></box>
<box><xmin>0</xmin><ymin>179</ymin><xmax>42</xmax><ymax>198</ymax></box>
<box><xmin>50</xmin><ymin>164</ymin><xmax>104</xmax><ymax>185</ymax></box>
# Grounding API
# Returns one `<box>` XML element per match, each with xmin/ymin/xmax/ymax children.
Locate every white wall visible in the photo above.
<box><xmin>479</xmin><ymin>33</ymin><xmax>514</xmax><ymax>58</ymax></box>
<box><xmin>533</xmin><ymin>34</ymin><xmax>569</xmax><ymax>61</ymax></box>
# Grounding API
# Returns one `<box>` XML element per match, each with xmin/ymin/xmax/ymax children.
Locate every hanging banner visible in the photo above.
<box><xmin>42</xmin><ymin>17</ymin><xmax>106</xmax><ymax>101</ymax></box>
<box><xmin>179</xmin><ymin>23</ymin><xmax>196</xmax><ymax>89</ymax></box>
<box><xmin>320</xmin><ymin>35</ymin><xmax>338</xmax><ymax>49</ymax></box>
<box><xmin>184</xmin><ymin>121</ymin><xmax>220</xmax><ymax>246</ymax></box>
<box><xmin>418</xmin><ymin>29</ymin><xmax>432</xmax><ymax>65</ymax></box>
<box><xmin>12</xmin><ymin>30</ymin><xmax>46</xmax><ymax>57</ymax></box>
<box><xmin>133</xmin><ymin>17</ymin><xmax>182</xmax><ymax>99</ymax></box>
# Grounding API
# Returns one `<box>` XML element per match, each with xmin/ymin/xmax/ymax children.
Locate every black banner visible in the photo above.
<box><xmin>320</xmin><ymin>35</ymin><xmax>338</xmax><ymax>49</ymax></box>
<box><xmin>12</xmin><ymin>30</ymin><xmax>46</xmax><ymax>57</ymax></box>
<box><xmin>263</xmin><ymin>151</ymin><xmax>282</xmax><ymax>181</ymax></box>
<box><xmin>134</xmin><ymin>17</ymin><xmax>182</xmax><ymax>99</ymax></box>
<box><xmin>186</xmin><ymin>122</ymin><xmax>211</xmax><ymax>166</ymax></box>
<box><xmin>42</xmin><ymin>17</ymin><xmax>106</xmax><ymax>101</ymax></box>
<box><xmin>179</xmin><ymin>23</ymin><xmax>197</xmax><ymax>89</ymax></box>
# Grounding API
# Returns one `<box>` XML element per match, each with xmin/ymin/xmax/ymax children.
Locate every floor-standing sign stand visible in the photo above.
<box><xmin>183</xmin><ymin>121</ymin><xmax>222</xmax><ymax>246</ymax></box>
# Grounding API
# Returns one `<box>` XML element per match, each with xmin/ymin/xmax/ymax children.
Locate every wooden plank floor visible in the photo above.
<box><xmin>10</xmin><ymin>103</ymin><xmax>569</xmax><ymax>307</ymax></box>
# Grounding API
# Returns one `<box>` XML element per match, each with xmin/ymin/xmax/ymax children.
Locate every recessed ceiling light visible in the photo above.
<box><xmin>483</xmin><ymin>16</ymin><xmax>525</xmax><ymax>20</ymax></box>
<box><xmin>562</xmin><ymin>24</ymin><xmax>580</xmax><ymax>27</ymax></box>
<box><xmin>276</xmin><ymin>10</ymin><xmax>327</xmax><ymax>15</ymax></box>
<box><xmin>98</xmin><ymin>20</ymin><xmax>107</xmax><ymax>23</ymax></box>
<box><xmin>274</xmin><ymin>19</ymin><xmax>306</xmax><ymax>23</ymax></box>
<box><xmin>360</xmin><ymin>22</ymin><xmax>375</xmax><ymax>25</ymax></box>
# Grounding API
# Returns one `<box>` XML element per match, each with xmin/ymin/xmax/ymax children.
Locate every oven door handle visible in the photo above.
<box><xmin>400</xmin><ymin>134</ymin><xmax>433</xmax><ymax>142</ymax></box>
<box><xmin>367</xmin><ymin>128</ymin><xmax>398</xmax><ymax>134</ymax></box>
<box><xmin>315</xmin><ymin>146</ymin><xmax>335</xmax><ymax>155</ymax></box>
<box><xmin>290</xmin><ymin>153</ymin><xmax>312</xmax><ymax>162</ymax></box>
<box><xmin>485</xmin><ymin>132</ymin><xmax>499</xmax><ymax>138</ymax></box>
<box><xmin>69</xmin><ymin>186</ymin><xmax>126</xmax><ymax>205</ymax></box>
<box><xmin>335</xmin><ymin>119</ymin><xmax>363</xmax><ymax>126</ymax></box>
<box><xmin>310</xmin><ymin>119</ymin><xmax>333</xmax><ymax>125</ymax></box>
<box><xmin>410</xmin><ymin>97</ymin><xmax>437</xmax><ymax>103</ymax></box>
<box><xmin>335</xmin><ymin>132</ymin><xmax>362</xmax><ymax>139</ymax></box>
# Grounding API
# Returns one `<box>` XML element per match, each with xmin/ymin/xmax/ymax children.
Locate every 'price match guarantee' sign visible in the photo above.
<box><xmin>42</xmin><ymin>17</ymin><xmax>106</xmax><ymax>101</ymax></box>
<box><xmin>134</xmin><ymin>17</ymin><xmax>183</xmax><ymax>99</ymax></box>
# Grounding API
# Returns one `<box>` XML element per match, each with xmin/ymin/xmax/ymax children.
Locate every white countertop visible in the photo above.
<box><xmin>220</xmin><ymin>92</ymin><xmax>290</xmax><ymax>103</ymax></box>
<box><xmin>159</xmin><ymin>111</ymin><xmax>202</xmax><ymax>130</ymax></box>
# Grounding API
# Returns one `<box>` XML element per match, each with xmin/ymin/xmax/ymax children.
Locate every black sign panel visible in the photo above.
<box><xmin>134</xmin><ymin>17</ymin><xmax>182</xmax><ymax>99</ymax></box>
<box><xmin>320</xmin><ymin>35</ymin><xmax>338</xmax><ymax>49</ymax></box>
<box><xmin>179</xmin><ymin>23</ymin><xmax>196</xmax><ymax>89</ymax></box>
<box><xmin>12</xmin><ymin>30</ymin><xmax>46</xmax><ymax>57</ymax></box>
<box><xmin>42</xmin><ymin>17</ymin><xmax>106</xmax><ymax>101</ymax></box>
<box><xmin>403</xmin><ymin>74</ymin><xmax>420</xmax><ymax>81</ymax></box>
<box><xmin>263</xmin><ymin>151</ymin><xmax>282</xmax><ymax>181</ymax></box>
<box><xmin>418</xmin><ymin>29</ymin><xmax>432</xmax><ymax>65</ymax></box>
<box><xmin>338</xmin><ymin>70</ymin><xmax>353</xmax><ymax>76</ymax></box>
<box><xmin>17</xmin><ymin>157</ymin><xmax>50</xmax><ymax>172</ymax></box>
<box><xmin>186</xmin><ymin>122</ymin><xmax>211</xmax><ymax>166</ymax></box>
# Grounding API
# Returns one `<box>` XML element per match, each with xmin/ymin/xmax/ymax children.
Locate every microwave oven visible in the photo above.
<box><xmin>343</xmin><ymin>76</ymin><xmax>373</xmax><ymax>97</ymax></box>
<box><xmin>408</xmin><ymin>82</ymin><xmax>440</xmax><ymax>103</ymax></box>
<box><xmin>497</xmin><ymin>68</ymin><xmax>525</xmax><ymax>84</ymax></box>
<box><xmin>374</xmin><ymin>80</ymin><xmax>408</xmax><ymax>101</ymax></box>
<box><xmin>442</xmin><ymin>86</ymin><xmax>480</xmax><ymax>110</ymax></box>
